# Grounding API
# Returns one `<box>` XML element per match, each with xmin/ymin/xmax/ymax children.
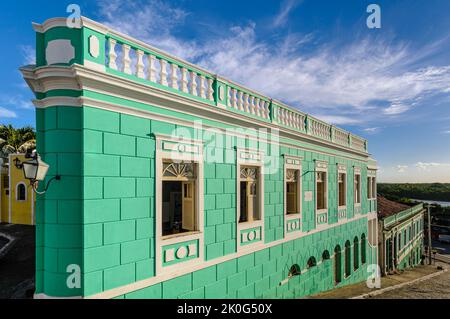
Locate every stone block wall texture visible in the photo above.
<box><xmin>35</xmin><ymin>104</ymin><xmax>376</xmax><ymax>298</ymax></box>
<box><xmin>29</xmin><ymin>20</ymin><xmax>377</xmax><ymax>299</ymax></box>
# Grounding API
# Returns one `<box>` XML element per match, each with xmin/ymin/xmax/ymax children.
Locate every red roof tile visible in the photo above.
<box><xmin>377</xmin><ymin>196</ymin><xmax>411</xmax><ymax>219</ymax></box>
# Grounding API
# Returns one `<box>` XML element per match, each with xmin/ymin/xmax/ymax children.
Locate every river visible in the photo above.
<box><xmin>411</xmin><ymin>199</ymin><xmax>450</xmax><ymax>207</ymax></box>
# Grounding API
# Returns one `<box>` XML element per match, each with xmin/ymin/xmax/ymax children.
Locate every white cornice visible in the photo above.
<box><xmin>22</xmin><ymin>64</ymin><xmax>370</xmax><ymax>160</ymax></box>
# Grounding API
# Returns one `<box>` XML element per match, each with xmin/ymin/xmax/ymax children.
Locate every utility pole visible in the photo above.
<box><xmin>427</xmin><ymin>204</ymin><xmax>432</xmax><ymax>265</ymax></box>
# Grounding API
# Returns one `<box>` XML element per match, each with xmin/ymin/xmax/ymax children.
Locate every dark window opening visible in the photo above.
<box><xmin>17</xmin><ymin>184</ymin><xmax>26</xmax><ymax>201</ymax></box>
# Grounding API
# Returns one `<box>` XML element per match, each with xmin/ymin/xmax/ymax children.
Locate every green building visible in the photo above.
<box><xmin>377</xmin><ymin>197</ymin><xmax>425</xmax><ymax>275</ymax></box>
<box><xmin>21</xmin><ymin>17</ymin><xmax>379</xmax><ymax>299</ymax></box>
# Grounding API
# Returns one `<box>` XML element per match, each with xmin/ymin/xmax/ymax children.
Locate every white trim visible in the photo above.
<box><xmin>236</xmin><ymin>148</ymin><xmax>265</xmax><ymax>253</ymax></box>
<box><xmin>20</xmin><ymin>64</ymin><xmax>369</xmax><ymax>159</ymax></box>
<box><xmin>155</xmin><ymin>134</ymin><xmax>204</xmax><ymax>275</ymax></box>
<box><xmin>315</xmin><ymin>160</ymin><xmax>328</xmax><ymax>230</ymax></box>
<box><xmin>337</xmin><ymin>164</ymin><xmax>347</xmax><ymax>212</ymax></box>
<box><xmin>86</xmin><ymin>211</ymin><xmax>372</xmax><ymax>299</ymax></box>
<box><xmin>284</xmin><ymin>155</ymin><xmax>303</xmax><ymax>239</ymax></box>
<box><xmin>353</xmin><ymin>167</ymin><xmax>362</xmax><ymax>207</ymax></box>
<box><xmin>15</xmin><ymin>182</ymin><xmax>27</xmax><ymax>202</ymax></box>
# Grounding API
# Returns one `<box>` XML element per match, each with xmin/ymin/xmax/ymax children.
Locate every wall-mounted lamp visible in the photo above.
<box><xmin>14</xmin><ymin>150</ymin><xmax>60</xmax><ymax>194</ymax></box>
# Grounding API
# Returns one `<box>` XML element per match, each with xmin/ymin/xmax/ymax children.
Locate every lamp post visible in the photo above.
<box><xmin>13</xmin><ymin>150</ymin><xmax>60</xmax><ymax>194</ymax></box>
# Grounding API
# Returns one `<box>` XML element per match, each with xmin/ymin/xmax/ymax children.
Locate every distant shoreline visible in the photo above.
<box><xmin>410</xmin><ymin>199</ymin><xmax>450</xmax><ymax>207</ymax></box>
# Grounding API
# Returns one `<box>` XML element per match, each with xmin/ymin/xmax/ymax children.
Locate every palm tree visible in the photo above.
<box><xmin>0</xmin><ymin>124</ymin><xmax>36</xmax><ymax>156</ymax></box>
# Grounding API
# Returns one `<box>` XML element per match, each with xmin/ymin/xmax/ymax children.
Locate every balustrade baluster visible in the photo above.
<box><xmin>136</xmin><ymin>50</ymin><xmax>145</xmax><ymax>78</ymax></box>
<box><xmin>148</xmin><ymin>55</ymin><xmax>157</xmax><ymax>82</ymax></box>
<box><xmin>237</xmin><ymin>91</ymin><xmax>243</xmax><ymax>111</ymax></box>
<box><xmin>170</xmin><ymin>63</ymin><xmax>179</xmax><ymax>90</ymax></box>
<box><xmin>180</xmin><ymin>68</ymin><xmax>188</xmax><ymax>93</ymax></box>
<box><xmin>190</xmin><ymin>72</ymin><xmax>198</xmax><ymax>96</ymax></box>
<box><xmin>199</xmin><ymin>76</ymin><xmax>207</xmax><ymax>99</ymax></box>
<box><xmin>108</xmin><ymin>38</ymin><xmax>117</xmax><ymax>70</ymax></box>
<box><xmin>122</xmin><ymin>44</ymin><xmax>132</xmax><ymax>75</ymax></box>
<box><xmin>160</xmin><ymin>59</ymin><xmax>168</xmax><ymax>86</ymax></box>
<box><xmin>207</xmin><ymin>78</ymin><xmax>214</xmax><ymax>101</ymax></box>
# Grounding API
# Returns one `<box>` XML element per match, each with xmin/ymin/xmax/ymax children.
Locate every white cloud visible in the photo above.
<box><xmin>20</xmin><ymin>45</ymin><xmax>36</xmax><ymax>65</ymax></box>
<box><xmin>415</xmin><ymin>162</ymin><xmax>450</xmax><ymax>171</ymax></box>
<box><xmin>363</xmin><ymin>127</ymin><xmax>380</xmax><ymax>134</ymax></box>
<box><xmin>396</xmin><ymin>165</ymin><xmax>408</xmax><ymax>173</ymax></box>
<box><xmin>96</xmin><ymin>1</ymin><xmax>450</xmax><ymax>126</ymax></box>
<box><xmin>272</xmin><ymin>0</ymin><xmax>302</xmax><ymax>28</ymax></box>
<box><xmin>383</xmin><ymin>102</ymin><xmax>411</xmax><ymax>115</ymax></box>
<box><xmin>0</xmin><ymin>95</ymin><xmax>33</xmax><ymax>110</ymax></box>
<box><xmin>443</xmin><ymin>130</ymin><xmax>450</xmax><ymax>134</ymax></box>
<box><xmin>0</xmin><ymin>107</ymin><xmax>17</xmax><ymax>118</ymax></box>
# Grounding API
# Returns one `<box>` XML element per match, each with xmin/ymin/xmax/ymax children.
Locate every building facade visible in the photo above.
<box><xmin>377</xmin><ymin>197</ymin><xmax>425</xmax><ymax>275</ymax></box>
<box><xmin>21</xmin><ymin>17</ymin><xmax>378</xmax><ymax>299</ymax></box>
<box><xmin>0</xmin><ymin>154</ymin><xmax>35</xmax><ymax>225</ymax></box>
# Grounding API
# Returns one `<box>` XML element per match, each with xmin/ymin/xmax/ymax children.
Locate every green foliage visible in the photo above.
<box><xmin>0</xmin><ymin>124</ymin><xmax>36</xmax><ymax>156</ymax></box>
<box><xmin>378</xmin><ymin>183</ymin><xmax>450</xmax><ymax>202</ymax></box>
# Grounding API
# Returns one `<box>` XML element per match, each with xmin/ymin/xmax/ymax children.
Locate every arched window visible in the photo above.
<box><xmin>334</xmin><ymin>245</ymin><xmax>342</xmax><ymax>285</ymax></box>
<box><xmin>322</xmin><ymin>250</ymin><xmax>330</xmax><ymax>260</ymax></box>
<box><xmin>288</xmin><ymin>264</ymin><xmax>301</xmax><ymax>278</ymax></box>
<box><xmin>344</xmin><ymin>240</ymin><xmax>351</xmax><ymax>278</ymax></box>
<box><xmin>307</xmin><ymin>256</ymin><xmax>317</xmax><ymax>269</ymax></box>
<box><xmin>16</xmin><ymin>183</ymin><xmax>26</xmax><ymax>201</ymax></box>
<box><xmin>353</xmin><ymin>237</ymin><xmax>359</xmax><ymax>270</ymax></box>
<box><xmin>361</xmin><ymin>233</ymin><xmax>367</xmax><ymax>264</ymax></box>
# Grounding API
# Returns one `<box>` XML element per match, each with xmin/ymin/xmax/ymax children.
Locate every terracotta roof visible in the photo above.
<box><xmin>377</xmin><ymin>196</ymin><xmax>411</xmax><ymax>219</ymax></box>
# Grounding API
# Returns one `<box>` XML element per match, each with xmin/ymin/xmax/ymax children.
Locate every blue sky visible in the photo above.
<box><xmin>1</xmin><ymin>0</ymin><xmax>449</xmax><ymax>182</ymax></box>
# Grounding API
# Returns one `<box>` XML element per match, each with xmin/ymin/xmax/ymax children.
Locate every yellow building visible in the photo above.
<box><xmin>0</xmin><ymin>154</ymin><xmax>35</xmax><ymax>225</ymax></box>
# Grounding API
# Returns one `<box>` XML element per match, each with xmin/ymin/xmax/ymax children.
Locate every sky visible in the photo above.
<box><xmin>0</xmin><ymin>0</ymin><xmax>449</xmax><ymax>183</ymax></box>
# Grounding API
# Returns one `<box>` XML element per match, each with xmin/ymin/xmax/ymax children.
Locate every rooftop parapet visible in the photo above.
<box><xmin>28</xmin><ymin>17</ymin><xmax>368</xmax><ymax>154</ymax></box>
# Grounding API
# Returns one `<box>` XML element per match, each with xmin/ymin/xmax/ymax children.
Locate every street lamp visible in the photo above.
<box><xmin>14</xmin><ymin>150</ymin><xmax>60</xmax><ymax>194</ymax></box>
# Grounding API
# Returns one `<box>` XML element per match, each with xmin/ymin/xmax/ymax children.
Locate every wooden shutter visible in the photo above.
<box><xmin>182</xmin><ymin>181</ymin><xmax>195</xmax><ymax>231</ymax></box>
<box><xmin>287</xmin><ymin>182</ymin><xmax>297</xmax><ymax>214</ymax></box>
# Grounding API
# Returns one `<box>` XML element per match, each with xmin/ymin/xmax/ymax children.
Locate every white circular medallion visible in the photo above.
<box><xmin>248</xmin><ymin>230</ymin><xmax>256</xmax><ymax>241</ymax></box>
<box><xmin>176</xmin><ymin>246</ymin><xmax>188</xmax><ymax>259</ymax></box>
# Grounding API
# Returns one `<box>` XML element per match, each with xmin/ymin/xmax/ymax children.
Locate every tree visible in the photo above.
<box><xmin>0</xmin><ymin>124</ymin><xmax>36</xmax><ymax>157</ymax></box>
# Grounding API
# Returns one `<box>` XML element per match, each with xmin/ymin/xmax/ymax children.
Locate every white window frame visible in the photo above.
<box><xmin>353</xmin><ymin>167</ymin><xmax>361</xmax><ymax>206</ymax></box>
<box><xmin>155</xmin><ymin>134</ymin><xmax>204</xmax><ymax>275</ymax></box>
<box><xmin>284</xmin><ymin>155</ymin><xmax>302</xmax><ymax>238</ymax></box>
<box><xmin>337</xmin><ymin>164</ymin><xmax>347</xmax><ymax>210</ymax></box>
<box><xmin>315</xmin><ymin>161</ymin><xmax>328</xmax><ymax>228</ymax></box>
<box><xmin>16</xmin><ymin>182</ymin><xmax>27</xmax><ymax>202</ymax></box>
<box><xmin>236</xmin><ymin>148</ymin><xmax>264</xmax><ymax>252</ymax></box>
<box><xmin>367</xmin><ymin>170</ymin><xmax>377</xmax><ymax>200</ymax></box>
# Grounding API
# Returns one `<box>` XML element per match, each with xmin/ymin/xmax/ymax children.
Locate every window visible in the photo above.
<box><xmin>334</xmin><ymin>245</ymin><xmax>342</xmax><ymax>284</ymax></box>
<box><xmin>367</xmin><ymin>176</ymin><xmax>376</xmax><ymax>199</ymax></box>
<box><xmin>344</xmin><ymin>240</ymin><xmax>351</xmax><ymax>278</ymax></box>
<box><xmin>286</xmin><ymin>169</ymin><xmax>300</xmax><ymax>215</ymax></box>
<box><xmin>316</xmin><ymin>171</ymin><xmax>327</xmax><ymax>210</ymax></box>
<box><xmin>2</xmin><ymin>175</ymin><xmax>8</xmax><ymax>188</ymax></box>
<box><xmin>307</xmin><ymin>257</ymin><xmax>317</xmax><ymax>269</ymax></box>
<box><xmin>361</xmin><ymin>234</ymin><xmax>366</xmax><ymax>264</ymax></box>
<box><xmin>288</xmin><ymin>264</ymin><xmax>301</xmax><ymax>278</ymax></box>
<box><xmin>354</xmin><ymin>173</ymin><xmax>361</xmax><ymax>204</ymax></box>
<box><xmin>338</xmin><ymin>172</ymin><xmax>346</xmax><ymax>207</ymax></box>
<box><xmin>161</xmin><ymin>161</ymin><xmax>198</xmax><ymax>237</ymax></box>
<box><xmin>16</xmin><ymin>183</ymin><xmax>26</xmax><ymax>201</ymax></box>
<box><xmin>371</xmin><ymin>177</ymin><xmax>376</xmax><ymax>198</ymax></box>
<box><xmin>353</xmin><ymin>237</ymin><xmax>359</xmax><ymax>270</ymax></box>
<box><xmin>239</xmin><ymin>166</ymin><xmax>260</xmax><ymax>223</ymax></box>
